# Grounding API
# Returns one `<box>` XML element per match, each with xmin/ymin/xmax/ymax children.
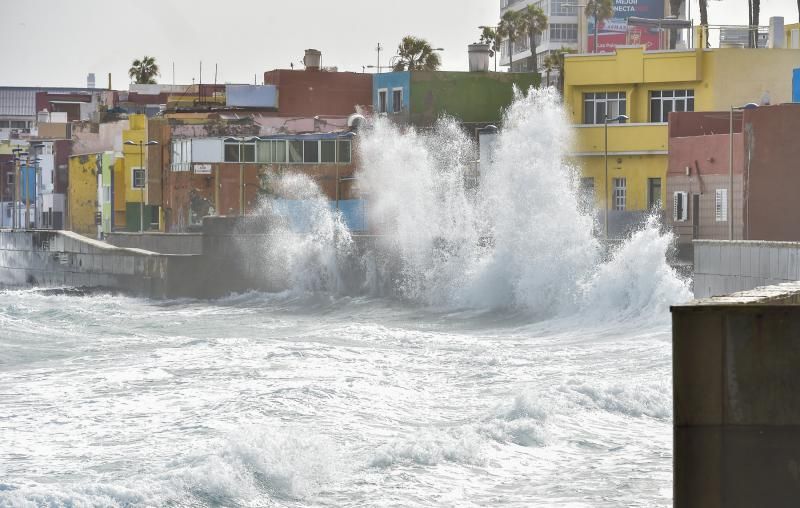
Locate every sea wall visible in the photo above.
<box><xmin>672</xmin><ymin>282</ymin><xmax>800</xmax><ymax>507</ymax></box>
<box><xmin>104</xmin><ymin>232</ymin><xmax>203</xmax><ymax>255</ymax></box>
<box><xmin>693</xmin><ymin>240</ymin><xmax>800</xmax><ymax>298</ymax></box>
<box><xmin>0</xmin><ymin>229</ymin><xmax>204</xmax><ymax>298</ymax></box>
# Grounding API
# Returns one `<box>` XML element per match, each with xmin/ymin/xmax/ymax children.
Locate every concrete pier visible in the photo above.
<box><xmin>672</xmin><ymin>283</ymin><xmax>800</xmax><ymax>507</ymax></box>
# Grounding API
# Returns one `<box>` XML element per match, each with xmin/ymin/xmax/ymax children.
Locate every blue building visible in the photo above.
<box><xmin>793</xmin><ymin>68</ymin><xmax>800</xmax><ymax>102</ymax></box>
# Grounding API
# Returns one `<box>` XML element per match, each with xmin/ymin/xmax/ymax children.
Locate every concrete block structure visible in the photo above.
<box><xmin>672</xmin><ymin>282</ymin><xmax>800</xmax><ymax>507</ymax></box>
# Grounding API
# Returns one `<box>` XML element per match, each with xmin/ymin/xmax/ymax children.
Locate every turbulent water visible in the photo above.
<box><xmin>0</xmin><ymin>89</ymin><xmax>691</xmax><ymax>507</ymax></box>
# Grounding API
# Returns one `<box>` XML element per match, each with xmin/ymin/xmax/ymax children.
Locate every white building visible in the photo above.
<box><xmin>499</xmin><ymin>0</ymin><xmax>581</xmax><ymax>79</ymax></box>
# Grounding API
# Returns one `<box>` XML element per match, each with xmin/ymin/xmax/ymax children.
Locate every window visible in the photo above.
<box><xmin>224</xmin><ymin>142</ymin><xmax>239</xmax><ymax>162</ymax></box>
<box><xmin>6</xmin><ymin>173</ymin><xmax>13</xmax><ymax>185</ymax></box>
<box><xmin>321</xmin><ymin>140</ymin><xmax>336</xmax><ymax>163</ymax></box>
<box><xmin>392</xmin><ymin>88</ymin><xmax>403</xmax><ymax>113</ymax></box>
<box><xmin>273</xmin><ymin>140</ymin><xmax>286</xmax><ymax>163</ymax></box>
<box><xmin>288</xmin><ymin>141</ymin><xmax>303</xmax><ymax>163</ymax></box>
<box><xmin>650</xmin><ymin>90</ymin><xmax>694</xmax><ymax>123</ymax></box>
<box><xmin>132</xmin><ymin>168</ymin><xmax>145</xmax><ymax>189</ymax></box>
<box><xmin>10</xmin><ymin>121</ymin><xmax>26</xmax><ymax>129</ymax></box>
<box><xmin>102</xmin><ymin>186</ymin><xmax>111</xmax><ymax>203</ymax></box>
<box><xmin>378</xmin><ymin>89</ymin><xmax>388</xmax><ymax>113</ymax></box>
<box><xmin>613</xmin><ymin>177</ymin><xmax>626</xmax><ymax>211</ymax></box>
<box><xmin>583</xmin><ymin>92</ymin><xmax>626</xmax><ymax>124</ymax></box>
<box><xmin>550</xmin><ymin>23</ymin><xmax>578</xmax><ymax>42</ymax></box>
<box><xmin>673</xmin><ymin>191</ymin><xmax>688</xmax><ymax>221</ymax></box>
<box><xmin>257</xmin><ymin>140</ymin><xmax>272</xmax><ymax>163</ymax></box>
<box><xmin>648</xmin><ymin>178</ymin><xmax>662</xmax><ymax>209</ymax></box>
<box><xmin>0</xmin><ymin>121</ymin><xmax>9</xmax><ymax>128</ymax></box>
<box><xmin>550</xmin><ymin>0</ymin><xmax>578</xmax><ymax>14</ymax></box>
<box><xmin>337</xmin><ymin>140</ymin><xmax>351</xmax><ymax>164</ymax></box>
<box><xmin>715</xmin><ymin>188</ymin><xmax>728</xmax><ymax>222</ymax></box>
<box><xmin>303</xmin><ymin>140</ymin><xmax>319</xmax><ymax>163</ymax></box>
<box><xmin>240</xmin><ymin>143</ymin><xmax>255</xmax><ymax>163</ymax></box>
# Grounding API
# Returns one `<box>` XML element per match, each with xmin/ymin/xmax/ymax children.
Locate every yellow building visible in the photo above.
<box><xmin>564</xmin><ymin>29</ymin><xmax>800</xmax><ymax>215</ymax></box>
<box><xmin>122</xmin><ymin>114</ymin><xmax>150</xmax><ymax>231</ymax></box>
<box><xmin>67</xmin><ymin>153</ymin><xmax>100</xmax><ymax>236</ymax></box>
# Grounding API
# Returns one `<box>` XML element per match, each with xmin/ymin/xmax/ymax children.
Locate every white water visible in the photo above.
<box><xmin>0</xmin><ymin>89</ymin><xmax>691</xmax><ymax>507</ymax></box>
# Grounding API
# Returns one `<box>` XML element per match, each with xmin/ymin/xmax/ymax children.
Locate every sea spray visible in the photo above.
<box><xmin>247</xmin><ymin>87</ymin><xmax>690</xmax><ymax>315</ymax></box>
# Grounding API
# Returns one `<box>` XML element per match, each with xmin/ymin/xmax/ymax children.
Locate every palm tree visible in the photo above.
<box><xmin>750</xmin><ymin>0</ymin><xmax>761</xmax><ymax>48</ymax></box>
<box><xmin>543</xmin><ymin>55</ymin><xmax>554</xmax><ymax>87</ymax></box>
<box><xmin>549</xmin><ymin>47</ymin><xmax>576</xmax><ymax>94</ymax></box>
<box><xmin>521</xmin><ymin>4</ymin><xmax>548</xmax><ymax>58</ymax></box>
<box><xmin>668</xmin><ymin>0</ymin><xmax>685</xmax><ymax>49</ymax></box>
<box><xmin>393</xmin><ymin>36</ymin><xmax>441</xmax><ymax>71</ymax></box>
<box><xmin>585</xmin><ymin>0</ymin><xmax>614</xmax><ymax>52</ymax></box>
<box><xmin>498</xmin><ymin>10</ymin><xmax>524</xmax><ymax>70</ymax></box>
<box><xmin>699</xmin><ymin>0</ymin><xmax>709</xmax><ymax>47</ymax></box>
<box><xmin>479</xmin><ymin>26</ymin><xmax>500</xmax><ymax>72</ymax></box>
<box><xmin>129</xmin><ymin>56</ymin><xmax>160</xmax><ymax>84</ymax></box>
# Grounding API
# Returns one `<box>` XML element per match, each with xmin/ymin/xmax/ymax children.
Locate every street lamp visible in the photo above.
<box><xmin>729</xmin><ymin>102</ymin><xmax>758</xmax><ymax>240</ymax></box>
<box><xmin>604</xmin><ymin>114</ymin><xmax>628</xmax><ymax>239</ymax></box>
<box><xmin>11</xmin><ymin>148</ymin><xmax>22</xmax><ymax>229</ymax></box>
<box><xmin>125</xmin><ymin>139</ymin><xmax>159</xmax><ymax>233</ymax></box>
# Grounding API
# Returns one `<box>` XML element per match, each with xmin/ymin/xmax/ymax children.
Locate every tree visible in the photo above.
<box><xmin>393</xmin><ymin>36</ymin><xmax>441</xmax><ymax>71</ymax></box>
<box><xmin>498</xmin><ymin>10</ymin><xmax>524</xmax><ymax>70</ymax></box>
<box><xmin>546</xmin><ymin>47</ymin><xmax>576</xmax><ymax>95</ymax></box>
<box><xmin>479</xmin><ymin>26</ymin><xmax>500</xmax><ymax>72</ymax></box>
<box><xmin>585</xmin><ymin>0</ymin><xmax>614</xmax><ymax>52</ymax></box>
<box><xmin>521</xmin><ymin>4</ymin><xmax>548</xmax><ymax>59</ymax></box>
<box><xmin>128</xmin><ymin>56</ymin><xmax>160</xmax><ymax>84</ymax></box>
<box><xmin>750</xmin><ymin>0</ymin><xmax>761</xmax><ymax>48</ymax></box>
<box><xmin>699</xmin><ymin>0</ymin><xmax>709</xmax><ymax>47</ymax></box>
<box><xmin>668</xmin><ymin>0</ymin><xmax>685</xmax><ymax>49</ymax></box>
<box><xmin>543</xmin><ymin>55</ymin><xmax>554</xmax><ymax>87</ymax></box>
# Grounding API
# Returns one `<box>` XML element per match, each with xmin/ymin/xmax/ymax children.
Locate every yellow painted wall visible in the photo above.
<box><xmin>113</xmin><ymin>155</ymin><xmax>127</xmax><ymax>228</ymax></box>
<box><xmin>564</xmin><ymin>44</ymin><xmax>800</xmax><ymax>211</ymax></box>
<box><xmin>122</xmin><ymin>114</ymin><xmax>146</xmax><ymax>204</ymax></box>
<box><xmin>68</xmin><ymin>154</ymin><xmax>99</xmax><ymax>236</ymax></box>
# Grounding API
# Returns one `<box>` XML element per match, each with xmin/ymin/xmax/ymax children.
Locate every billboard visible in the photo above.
<box><xmin>587</xmin><ymin>0</ymin><xmax>666</xmax><ymax>52</ymax></box>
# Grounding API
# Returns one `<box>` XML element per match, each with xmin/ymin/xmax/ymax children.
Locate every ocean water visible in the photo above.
<box><xmin>0</xmin><ymin>89</ymin><xmax>692</xmax><ymax>507</ymax></box>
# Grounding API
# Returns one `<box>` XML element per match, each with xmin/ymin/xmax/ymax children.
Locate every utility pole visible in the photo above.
<box><xmin>376</xmin><ymin>43</ymin><xmax>383</xmax><ymax>74</ymax></box>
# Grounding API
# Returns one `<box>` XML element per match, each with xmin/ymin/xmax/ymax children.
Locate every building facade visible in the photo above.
<box><xmin>372</xmin><ymin>70</ymin><xmax>540</xmax><ymax>129</ymax></box>
<box><xmin>563</xmin><ymin>34</ymin><xmax>800</xmax><ymax>234</ymax></box>
<box><xmin>667</xmin><ymin>104</ymin><xmax>800</xmax><ymax>252</ymax></box>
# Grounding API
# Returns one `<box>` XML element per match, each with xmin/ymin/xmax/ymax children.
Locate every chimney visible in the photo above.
<box><xmin>768</xmin><ymin>16</ymin><xmax>785</xmax><ymax>48</ymax></box>
<box><xmin>87</xmin><ymin>73</ymin><xmax>96</xmax><ymax>89</ymax></box>
<box><xmin>468</xmin><ymin>44</ymin><xmax>491</xmax><ymax>72</ymax></box>
<box><xmin>303</xmin><ymin>49</ymin><xmax>322</xmax><ymax>71</ymax></box>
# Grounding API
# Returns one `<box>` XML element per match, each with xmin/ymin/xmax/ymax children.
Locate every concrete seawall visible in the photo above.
<box><xmin>105</xmin><ymin>232</ymin><xmax>203</xmax><ymax>255</ymax></box>
<box><xmin>0</xmin><ymin>229</ymin><xmax>204</xmax><ymax>298</ymax></box>
<box><xmin>672</xmin><ymin>282</ymin><xmax>800</xmax><ymax>507</ymax></box>
<box><xmin>694</xmin><ymin>240</ymin><xmax>800</xmax><ymax>298</ymax></box>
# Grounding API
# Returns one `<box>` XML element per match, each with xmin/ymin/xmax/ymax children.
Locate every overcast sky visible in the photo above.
<box><xmin>1</xmin><ymin>0</ymin><xmax>797</xmax><ymax>88</ymax></box>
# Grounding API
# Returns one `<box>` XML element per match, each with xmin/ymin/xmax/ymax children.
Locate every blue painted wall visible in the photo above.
<box><xmin>794</xmin><ymin>69</ymin><xmax>800</xmax><ymax>102</ymax></box>
<box><xmin>373</xmin><ymin>72</ymin><xmax>410</xmax><ymax>113</ymax></box>
<box><xmin>18</xmin><ymin>165</ymin><xmax>36</xmax><ymax>202</ymax></box>
<box><xmin>272</xmin><ymin>198</ymin><xmax>368</xmax><ymax>233</ymax></box>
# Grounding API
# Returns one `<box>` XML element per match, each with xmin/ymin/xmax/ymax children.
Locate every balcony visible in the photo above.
<box><xmin>571</xmin><ymin>123</ymin><xmax>668</xmax><ymax>156</ymax></box>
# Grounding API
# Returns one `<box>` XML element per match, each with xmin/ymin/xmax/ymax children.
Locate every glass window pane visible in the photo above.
<box><xmin>321</xmin><ymin>140</ymin><xmax>336</xmax><ymax>163</ymax></box>
<box><xmin>676</xmin><ymin>100</ymin><xmax>685</xmax><ymax>112</ymax></box>
<box><xmin>303</xmin><ymin>141</ymin><xmax>319</xmax><ymax>163</ymax></box>
<box><xmin>337</xmin><ymin>140</ymin><xmax>351</xmax><ymax>164</ymax></box>
<box><xmin>595</xmin><ymin>102</ymin><xmax>606</xmax><ymax>124</ymax></box>
<box><xmin>257</xmin><ymin>141</ymin><xmax>271</xmax><ymax>163</ymax></box>
<box><xmin>675</xmin><ymin>90</ymin><xmax>686</xmax><ymax>97</ymax></box>
<box><xmin>241</xmin><ymin>144</ymin><xmax>255</xmax><ymax>163</ymax></box>
<box><xmin>584</xmin><ymin>99</ymin><xmax>594</xmax><ymax>124</ymax></box>
<box><xmin>224</xmin><ymin>143</ymin><xmax>239</xmax><ymax>162</ymax></box>
<box><xmin>288</xmin><ymin>141</ymin><xmax>303</xmax><ymax>163</ymax></box>
<box><xmin>651</xmin><ymin>99</ymin><xmax>660</xmax><ymax>122</ymax></box>
<box><xmin>596</xmin><ymin>92</ymin><xmax>606</xmax><ymax>101</ymax></box>
<box><xmin>687</xmin><ymin>98</ymin><xmax>695</xmax><ymax>111</ymax></box>
<box><xmin>662</xmin><ymin>101</ymin><xmax>673</xmax><ymax>122</ymax></box>
<box><xmin>274</xmin><ymin>140</ymin><xmax>286</xmax><ymax>162</ymax></box>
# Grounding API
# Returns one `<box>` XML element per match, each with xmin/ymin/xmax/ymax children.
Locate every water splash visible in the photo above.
<box><xmin>250</xmin><ymin>88</ymin><xmax>690</xmax><ymax>316</ymax></box>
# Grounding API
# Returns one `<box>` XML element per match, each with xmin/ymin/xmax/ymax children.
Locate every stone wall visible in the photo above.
<box><xmin>693</xmin><ymin>240</ymin><xmax>800</xmax><ymax>298</ymax></box>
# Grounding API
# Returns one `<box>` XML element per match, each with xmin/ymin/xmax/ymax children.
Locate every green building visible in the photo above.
<box><xmin>373</xmin><ymin>70</ymin><xmax>540</xmax><ymax>129</ymax></box>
